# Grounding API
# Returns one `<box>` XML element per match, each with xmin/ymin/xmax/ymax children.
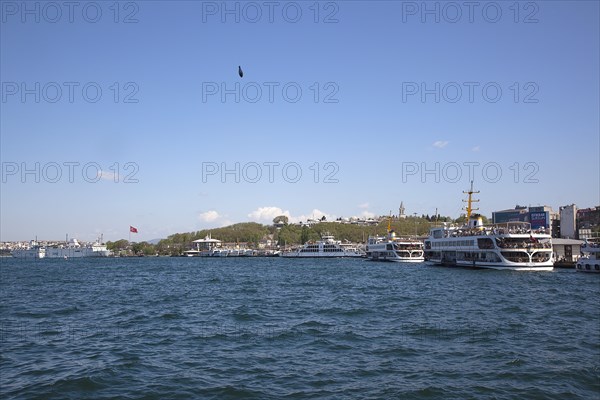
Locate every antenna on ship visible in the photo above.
<box><xmin>462</xmin><ymin>180</ymin><xmax>480</xmax><ymax>220</ymax></box>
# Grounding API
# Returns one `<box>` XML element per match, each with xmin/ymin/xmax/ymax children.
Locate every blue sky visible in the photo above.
<box><xmin>1</xmin><ymin>0</ymin><xmax>599</xmax><ymax>241</ymax></box>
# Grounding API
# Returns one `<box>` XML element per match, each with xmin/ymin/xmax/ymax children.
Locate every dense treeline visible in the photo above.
<box><xmin>106</xmin><ymin>215</ymin><xmax>471</xmax><ymax>256</ymax></box>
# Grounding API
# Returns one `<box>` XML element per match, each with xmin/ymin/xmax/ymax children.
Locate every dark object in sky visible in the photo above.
<box><xmin>238</xmin><ymin>66</ymin><xmax>243</xmax><ymax>78</ymax></box>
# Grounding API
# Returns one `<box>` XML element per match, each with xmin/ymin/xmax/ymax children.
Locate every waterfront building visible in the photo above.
<box><xmin>552</xmin><ymin>238</ymin><xmax>585</xmax><ymax>265</ymax></box>
<box><xmin>184</xmin><ymin>235</ymin><xmax>222</xmax><ymax>256</ymax></box>
<box><xmin>560</xmin><ymin>204</ymin><xmax>577</xmax><ymax>239</ymax></box>
<box><xmin>492</xmin><ymin>205</ymin><xmax>556</xmax><ymax>231</ymax></box>
<box><xmin>492</xmin><ymin>206</ymin><xmax>529</xmax><ymax>224</ymax></box>
<box><xmin>577</xmin><ymin>206</ymin><xmax>600</xmax><ymax>238</ymax></box>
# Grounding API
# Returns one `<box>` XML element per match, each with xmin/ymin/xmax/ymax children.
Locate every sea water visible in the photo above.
<box><xmin>1</xmin><ymin>257</ymin><xmax>599</xmax><ymax>399</ymax></box>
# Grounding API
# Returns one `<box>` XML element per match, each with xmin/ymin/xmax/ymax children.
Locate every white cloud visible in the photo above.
<box><xmin>358</xmin><ymin>202</ymin><xmax>369</xmax><ymax>209</ymax></box>
<box><xmin>218</xmin><ymin>219</ymin><xmax>233</xmax><ymax>227</ymax></box>
<box><xmin>247</xmin><ymin>207</ymin><xmax>334</xmax><ymax>224</ymax></box>
<box><xmin>198</xmin><ymin>210</ymin><xmax>220</xmax><ymax>222</ymax></box>
<box><xmin>247</xmin><ymin>207</ymin><xmax>291</xmax><ymax>223</ymax></box>
<box><xmin>359</xmin><ymin>210</ymin><xmax>376</xmax><ymax>218</ymax></box>
<box><xmin>293</xmin><ymin>209</ymin><xmax>333</xmax><ymax>223</ymax></box>
<box><xmin>433</xmin><ymin>141</ymin><xmax>449</xmax><ymax>149</ymax></box>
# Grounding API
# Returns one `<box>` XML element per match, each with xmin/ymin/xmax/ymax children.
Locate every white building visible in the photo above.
<box><xmin>552</xmin><ymin>238</ymin><xmax>584</xmax><ymax>264</ymax></box>
<box><xmin>560</xmin><ymin>204</ymin><xmax>577</xmax><ymax>239</ymax></box>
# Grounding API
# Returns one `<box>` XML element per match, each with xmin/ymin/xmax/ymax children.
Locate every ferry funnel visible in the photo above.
<box><xmin>468</xmin><ymin>214</ymin><xmax>484</xmax><ymax>229</ymax></box>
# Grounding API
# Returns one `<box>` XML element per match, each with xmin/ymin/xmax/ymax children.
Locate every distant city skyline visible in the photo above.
<box><xmin>1</xmin><ymin>1</ymin><xmax>598</xmax><ymax>242</ymax></box>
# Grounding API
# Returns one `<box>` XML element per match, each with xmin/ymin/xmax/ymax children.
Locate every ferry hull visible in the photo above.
<box><xmin>575</xmin><ymin>258</ymin><xmax>600</xmax><ymax>273</ymax></box>
<box><xmin>427</xmin><ymin>259</ymin><xmax>553</xmax><ymax>271</ymax></box>
<box><xmin>281</xmin><ymin>253</ymin><xmax>363</xmax><ymax>258</ymax></box>
<box><xmin>367</xmin><ymin>255</ymin><xmax>424</xmax><ymax>263</ymax></box>
<box><xmin>11</xmin><ymin>249</ymin><xmax>45</xmax><ymax>259</ymax></box>
<box><xmin>12</xmin><ymin>247</ymin><xmax>111</xmax><ymax>258</ymax></box>
<box><xmin>44</xmin><ymin>249</ymin><xmax>111</xmax><ymax>258</ymax></box>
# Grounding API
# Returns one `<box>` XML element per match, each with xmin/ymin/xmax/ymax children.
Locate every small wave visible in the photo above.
<box><xmin>231</xmin><ymin>307</ymin><xmax>264</xmax><ymax>322</ymax></box>
<box><xmin>507</xmin><ymin>358</ymin><xmax>524</xmax><ymax>366</ymax></box>
<box><xmin>159</xmin><ymin>312</ymin><xmax>180</xmax><ymax>320</ymax></box>
<box><xmin>317</xmin><ymin>307</ymin><xmax>371</xmax><ymax>317</ymax></box>
<box><xmin>53</xmin><ymin>306</ymin><xmax>80</xmax><ymax>316</ymax></box>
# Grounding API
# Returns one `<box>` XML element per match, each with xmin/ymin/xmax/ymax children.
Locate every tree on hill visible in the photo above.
<box><xmin>106</xmin><ymin>239</ymin><xmax>129</xmax><ymax>251</ymax></box>
<box><xmin>132</xmin><ymin>241</ymin><xmax>156</xmax><ymax>256</ymax></box>
<box><xmin>300</xmin><ymin>226</ymin><xmax>310</xmax><ymax>244</ymax></box>
<box><xmin>276</xmin><ymin>224</ymin><xmax>301</xmax><ymax>246</ymax></box>
<box><xmin>273</xmin><ymin>215</ymin><xmax>289</xmax><ymax>225</ymax></box>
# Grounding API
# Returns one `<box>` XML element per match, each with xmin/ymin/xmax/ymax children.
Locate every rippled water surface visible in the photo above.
<box><xmin>1</xmin><ymin>257</ymin><xmax>599</xmax><ymax>399</ymax></box>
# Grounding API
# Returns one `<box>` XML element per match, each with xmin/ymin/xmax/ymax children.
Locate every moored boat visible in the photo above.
<box><xmin>11</xmin><ymin>237</ymin><xmax>111</xmax><ymax>258</ymax></box>
<box><xmin>10</xmin><ymin>240</ymin><xmax>46</xmax><ymax>259</ymax></box>
<box><xmin>424</xmin><ymin>183</ymin><xmax>553</xmax><ymax>271</ymax></box>
<box><xmin>575</xmin><ymin>241</ymin><xmax>600</xmax><ymax>273</ymax></box>
<box><xmin>281</xmin><ymin>233</ymin><xmax>364</xmax><ymax>258</ymax></box>
<box><xmin>366</xmin><ymin>220</ymin><xmax>424</xmax><ymax>262</ymax></box>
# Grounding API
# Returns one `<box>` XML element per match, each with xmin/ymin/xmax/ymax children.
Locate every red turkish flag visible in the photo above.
<box><xmin>130</xmin><ymin>226</ymin><xmax>138</xmax><ymax>233</ymax></box>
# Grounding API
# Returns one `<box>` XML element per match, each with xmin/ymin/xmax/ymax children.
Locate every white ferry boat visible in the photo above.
<box><xmin>281</xmin><ymin>233</ymin><xmax>364</xmax><ymax>258</ymax></box>
<box><xmin>12</xmin><ymin>237</ymin><xmax>112</xmax><ymax>258</ymax></box>
<box><xmin>576</xmin><ymin>241</ymin><xmax>600</xmax><ymax>273</ymax></box>
<box><xmin>424</xmin><ymin>183</ymin><xmax>554</xmax><ymax>271</ymax></box>
<box><xmin>366</xmin><ymin>223</ymin><xmax>424</xmax><ymax>262</ymax></box>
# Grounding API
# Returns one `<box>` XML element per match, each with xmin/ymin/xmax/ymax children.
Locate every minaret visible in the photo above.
<box><xmin>399</xmin><ymin>202</ymin><xmax>406</xmax><ymax>219</ymax></box>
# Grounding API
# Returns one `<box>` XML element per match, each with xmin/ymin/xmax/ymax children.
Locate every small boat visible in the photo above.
<box><xmin>576</xmin><ymin>240</ymin><xmax>600</xmax><ymax>273</ymax></box>
<box><xmin>212</xmin><ymin>249</ymin><xmax>229</xmax><ymax>257</ymax></box>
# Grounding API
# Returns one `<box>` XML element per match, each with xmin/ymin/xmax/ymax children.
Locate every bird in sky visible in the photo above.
<box><xmin>238</xmin><ymin>66</ymin><xmax>244</xmax><ymax>78</ymax></box>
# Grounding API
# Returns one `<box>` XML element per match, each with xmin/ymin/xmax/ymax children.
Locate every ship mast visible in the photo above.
<box><xmin>462</xmin><ymin>181</ymin><xmax>480</xmax><ymax>220</ymax></box>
